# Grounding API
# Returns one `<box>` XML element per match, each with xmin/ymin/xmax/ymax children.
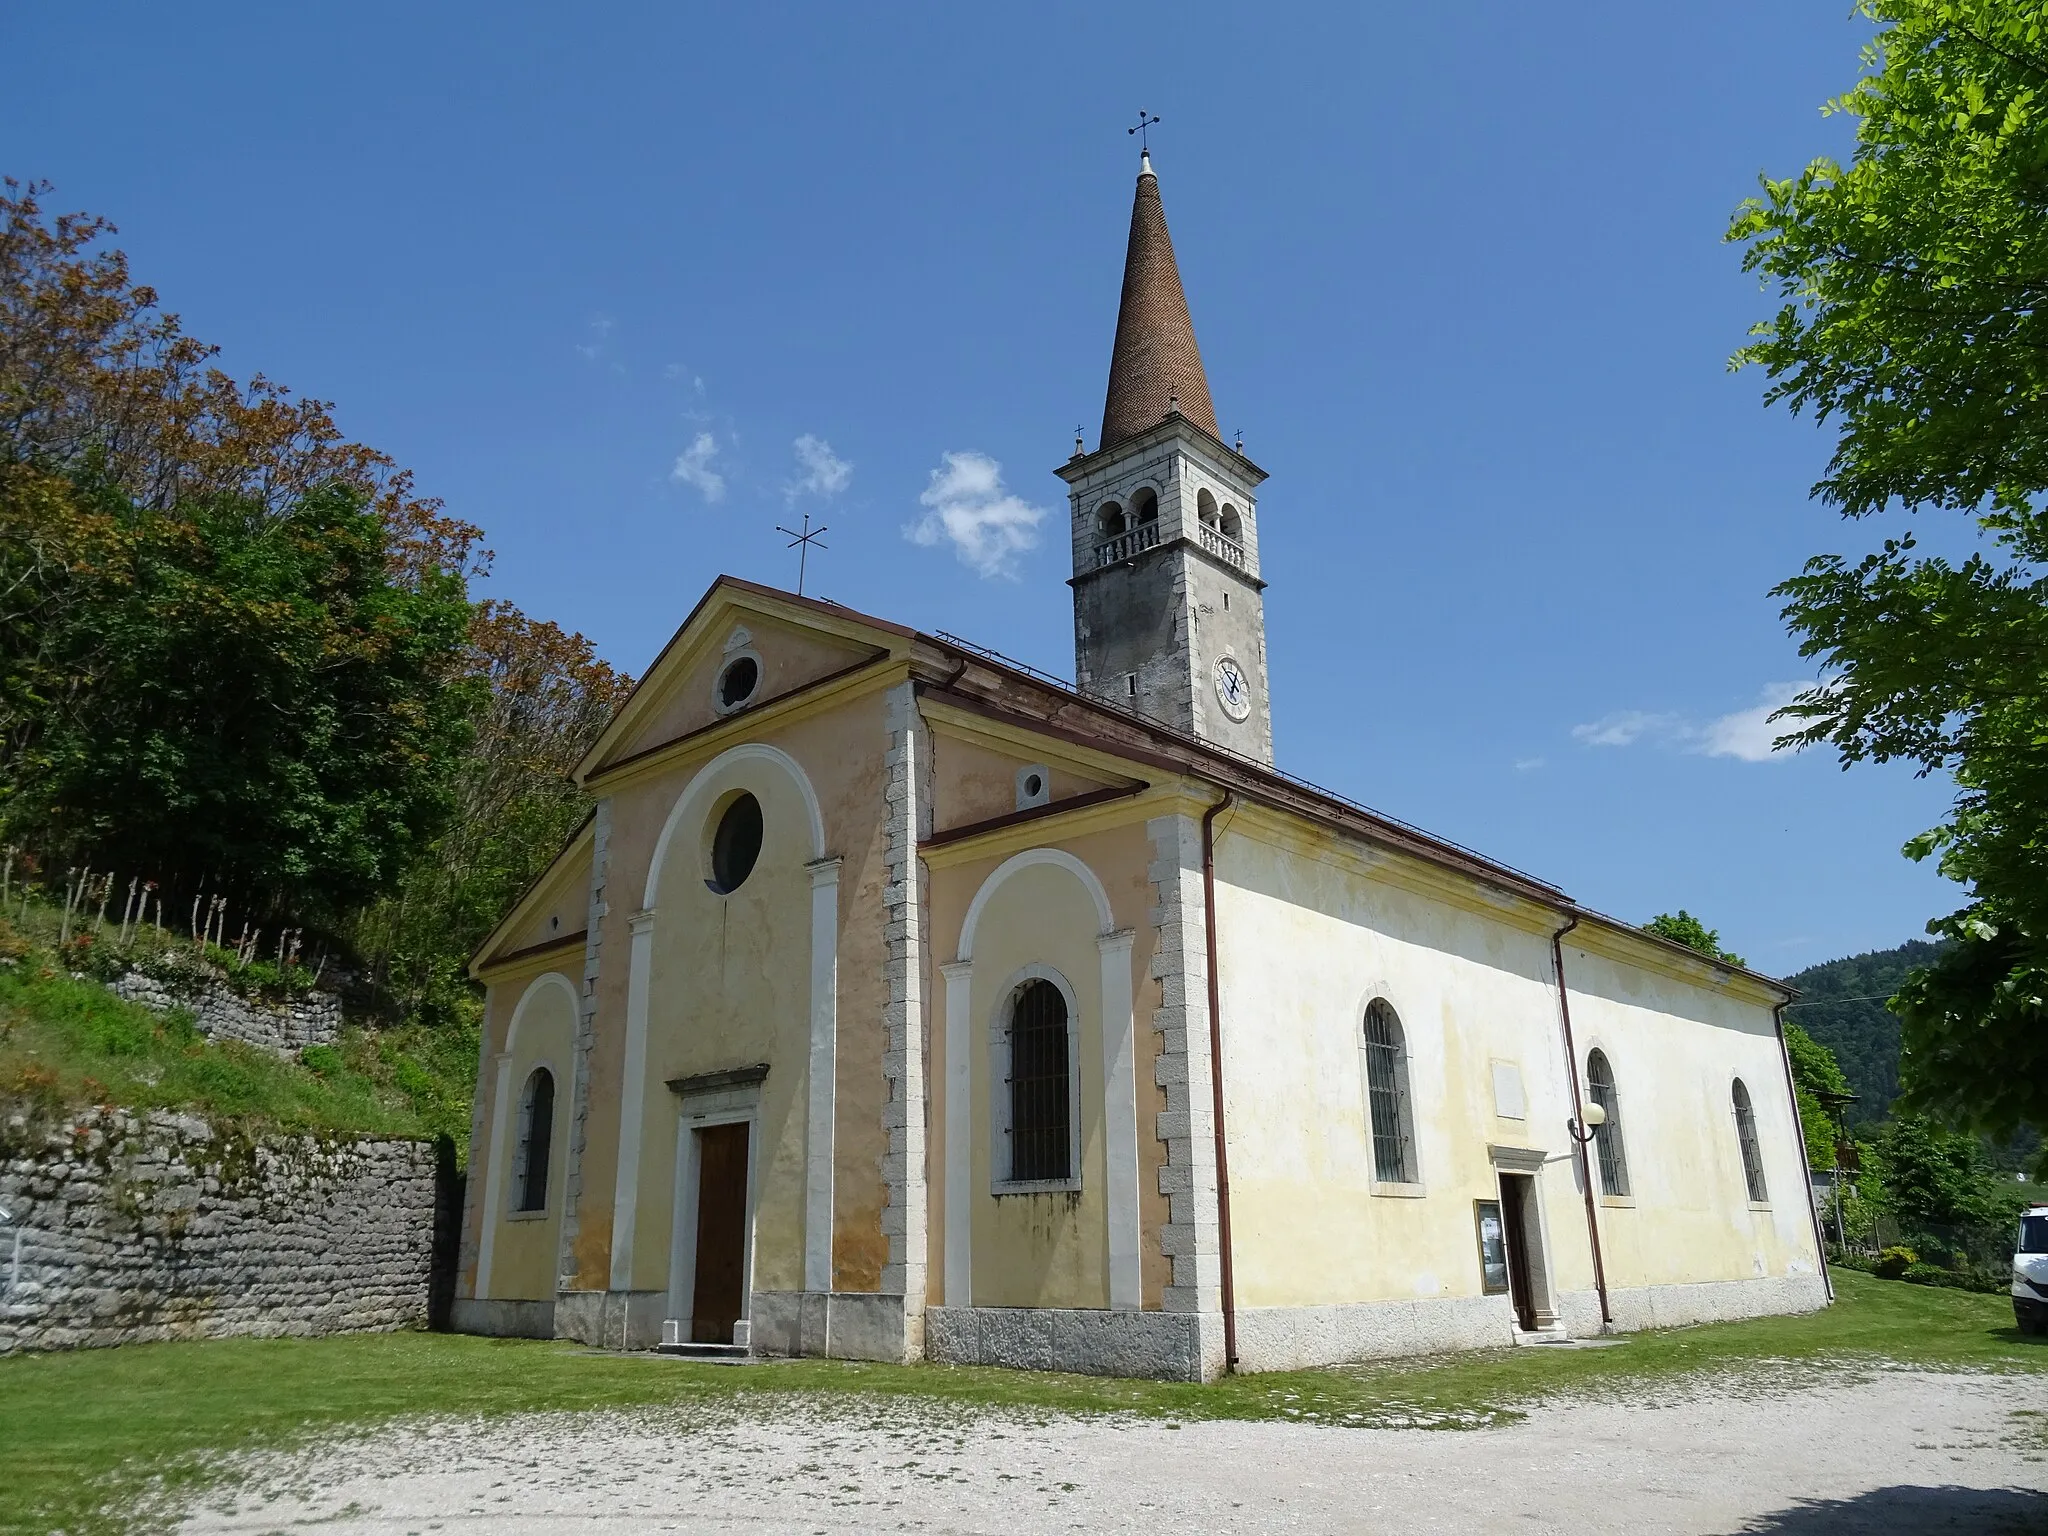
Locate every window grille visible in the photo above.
<box><xmin>1732</xmin><ymin>1079</ymin><xmax>1767</xmax><ymax>1203</ymax></box>
<box><xmin>514</xmin><ymin>1068</ymin><xmax>555</xmax><ymax>1212</ymax></box>
<box><xmin>1363</xmin><ymin>999</ymin><xmax>1417</xmax><ymax>1184</ymax></box>
<box><xmin>1008</xmin><ymin>980</ymin><xmax>1071</xmax><ymax>1182</ymax></box>
<box><xmin>1586</xmin><ymin>1049</ymin><xmax>1630</xmax><ymax>1198</ymax></box>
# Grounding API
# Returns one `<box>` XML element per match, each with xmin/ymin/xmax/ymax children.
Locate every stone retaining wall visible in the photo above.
<box><xmin>0</xmin><ymin>1108</ymin><xmax>449</xmax><ymax>1355</ymax></box>
<box><xmin>111</xmin><ymin>970</ymin><xmax>341</xmax><ymax>1055</ymax></box>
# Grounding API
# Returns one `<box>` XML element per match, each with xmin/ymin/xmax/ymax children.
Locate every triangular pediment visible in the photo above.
<box><xmin>575</xmin><ymin>577</ymin><xmax>912</xmax><ymax>784</ymax></box>
<box><xmin>470</xmin><ymin>814</ymin><xmax>596</xmax><ymax>978</ymax></box>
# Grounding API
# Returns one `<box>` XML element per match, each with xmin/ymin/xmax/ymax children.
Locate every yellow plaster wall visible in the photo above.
<box><xmin>459</xmin><ymin>978</ymin><xmax>518</xmax><ymax>1296</ymax></box>
<box><xmin>481</xmin><ymin>973</ymin><xmax>578</xmax><ymax>1300</ymax></box>
<box><xmin>927</xmin><ymin>729</ymin><xmax>1123</xmax><ymax>835</ymax></box>
<box><xmin>925</xmin><ymin>819</ymin><xmax>1159</xmax><ymax>1309</ymax></box>
<box><xmin>491</xmin><ymin>839</ymin><xmax>592</xmax><ymax>960</ymax></box>
<box><xmin>1560</xmin><ymin>942</ymin><xmax>1820</xmax><ymax>1291</ymax></box>
<box><xmin>611</xmin><ymin>614</ymin><xmax>875</xmax><ymax>766</ymax></box>
<box><xmin>569</xmin><ymin>690</ymin><xmax>895</xmax><ymax>1302</ymax></box>
<box><xmin>1211</xmin><ymin>822</ymin><xmax>1819</xmax><ymax>1313</ymax></box>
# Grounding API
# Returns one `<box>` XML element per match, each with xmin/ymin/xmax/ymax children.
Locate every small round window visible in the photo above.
<box><xmin>709</xmin><ymin>792</ymin><xmax>764</xmax><ymax>893</ymax></box>
<box><xmin>717</xmin><ymin>655</ymin><xmax>761</xmax><ymax>710</ymax></box>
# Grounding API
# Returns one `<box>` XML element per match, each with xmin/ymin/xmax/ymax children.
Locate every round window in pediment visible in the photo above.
<box><xmin>708</xmin><ymin>792</ymin><xmax>764</xmax><ymax>894</ymax></box>
<box><xmin>716</xmin><ymin>654</ymin><xmax>761</xmax><ymax>711</ymax></box>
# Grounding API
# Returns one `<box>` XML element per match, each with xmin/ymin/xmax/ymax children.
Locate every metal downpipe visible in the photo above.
<box><xmin>1774</xmin><ymin>999</ymin><xmax>1836</xmax><ymax>1303</ymax></box>
<box><xmin>1201</xmin><ymin>791</ymin><xmax>1239</xmax><ymax>1370</ymax></box>
<box><xmin>1550</xmin><ymin>915</ymin><xmax>1612</xmax><ymax>1327</ymax></box>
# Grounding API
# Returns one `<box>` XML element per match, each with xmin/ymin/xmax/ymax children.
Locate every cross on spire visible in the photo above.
<box><xmin>775</xmin><ymin>511</ymin><xmax>829</xmax><ymax>596</ymax></box>
<box><xmin>1127</xmin><ymin>110</ymin><xmax>1160</xmax><ymax>154</ymax></box>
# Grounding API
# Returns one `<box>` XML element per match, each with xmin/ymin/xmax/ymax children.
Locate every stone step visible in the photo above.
<box><xmin>653</xmin><ymin>1340</ymin><xmax>751</xmax><ymax>1362</ymax></box>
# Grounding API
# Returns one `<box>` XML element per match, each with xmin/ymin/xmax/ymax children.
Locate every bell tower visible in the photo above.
<box><xmin>1061</xmin><ymin>151</ymin><xmax>1273</xmax><ymax>763</ymax></box>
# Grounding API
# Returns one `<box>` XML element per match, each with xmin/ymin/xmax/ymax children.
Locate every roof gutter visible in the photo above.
<box><xmin>1201</xmin><ymin>790</ymin><xmax>1240</xmax><ymax>1371</ymax></box>
<box><xmin>1550</xmin><ymin>914</ymin><xmax>1611</xmax><ymax>1328</ymax></box>
<box><xmin>1774</xmin><ymin>999</ymin><xmax>1836</xmax><ymax>1303</ymax></box>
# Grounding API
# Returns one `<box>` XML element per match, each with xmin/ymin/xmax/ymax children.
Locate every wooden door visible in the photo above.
<box><xmin>691</xmin><ymin>1122</ymin><xmax>750</xmax><ymax>1344</ymax></box>
<box><xmin>1501</xmin><ymin>1174</ymin><xmax>1538</xmax><ymax>1332</ymax></box>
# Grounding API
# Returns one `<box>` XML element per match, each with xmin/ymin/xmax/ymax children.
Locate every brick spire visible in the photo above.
<box><xmin>1100</xmin><ymin>152</ymin><xmax>1219</xmax><ymax>451</ymax></box>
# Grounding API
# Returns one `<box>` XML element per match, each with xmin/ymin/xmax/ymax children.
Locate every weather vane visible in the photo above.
<box><xmin>775</xmin><ymin>511</ymin><xmax>829</xmax><ymax>596</ymax></box>
<box><xmin>1128</xmin><ymin>110</ymin><xmax>1160</xmax><ymax>153</ymax></box>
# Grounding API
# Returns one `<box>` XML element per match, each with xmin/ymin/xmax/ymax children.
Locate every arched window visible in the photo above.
<box><xmin>1219</xmin><ymin>504</ymin><xmax>1242</xmax><ymax>540</ymax></box>
<box><xmin>1096</xmin><ymin>501</ymin><xmax>1126</xmax><ymax>538</ymax></box>
<box><xmin>1362</xmin><ymin>999</ymin><xmax>1417</xmax><ymax>1184</ymax></box>
<box><xmin>1196</xmin><ymin>487</ymin><xmax>1219</xmax><ymax>527</ymax></box>
<box><xmin>513</xmin><ymin>1068</ymin><xmax>555</xmax><ymax>1212</ymax></box>
<box><xmin>1131</xmin><ymin>487</ymin><xmax>1159</xmax><ymax>525</ymax></box>
<box><xmin>1586</xmin><ymin>1049</ymin><xmax>1630</xmax><ymax>1197</ymax></box>
<box><xmin>1732</xmin><ymin>1079</ymin><xmax>1767</xmax><ymax>1203</ymax></box>
<box><xmin>1007</xmin><ymin>979</ymin><xmax>1071</xmax><ymax>1182</ymax></box>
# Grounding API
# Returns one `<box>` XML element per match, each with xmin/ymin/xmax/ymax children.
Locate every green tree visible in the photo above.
<box><xmin>348</xmin><ymin>602</ymin><xmax>630</xmax><ymax>1024</ymax></box>
<box><xmin>1862</xmin><ymin>1115</ymin><xmax>2026</xmax><ymax>1244</ymax></box>
<box><xmin>1642</xmin><ymin>909</ymin><xmax>1747</xmax><ymax>967</ymax></box>
<box><xmin>10</xmin><ymin>483</ymin><xmax>478</xmax><ymax>923</ymax></box>
<box><xmin>1785</xmin><ymin>1020</ymin><xmax>1855</xmax><ymax>1170</ymax></box>
<box><xmin>1728</xmin><ymin>1</ymin><xmax>2048</xmax><ymax>1145</ymax></box>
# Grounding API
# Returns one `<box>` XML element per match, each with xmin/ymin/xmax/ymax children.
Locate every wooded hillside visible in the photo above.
<box><xmin>1784</xmin><ymin>940</ymin><xmax>1943</xmax><ymax>1126</ymax></box>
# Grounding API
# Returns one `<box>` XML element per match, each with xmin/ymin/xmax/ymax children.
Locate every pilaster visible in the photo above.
<box><xmin>555</xmin><ymin>797</ymin><xmax>610</xmax><ymax>1295</ymax></box>
<box><xmin>607</xmin><ymin>907</ymin><xmax>657</xmax><ymax>1293</ymax></box>
<box><xmin>879</xmin><ymin>681</ymin><xmax>930</xmax><ymax>1355</ymax></box>
<box><xmin>803</xmin><ymin>856</ymin><xmax>843</xmax><ymax>1293</ymax></box>
<box><xmin>1145</xmin><ymin>811</ymin><xmax>1226</xmax><ymax>1379</ymax></box>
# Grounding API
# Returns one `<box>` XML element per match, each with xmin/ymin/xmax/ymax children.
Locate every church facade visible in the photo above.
<box><xmin>452</xmin><ymin>154</ymin><xmax>1829</xmax><ymax>1380</ymax></box>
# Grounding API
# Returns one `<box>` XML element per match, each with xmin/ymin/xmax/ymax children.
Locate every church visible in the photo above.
<box><xmin>451</xmin><ymin>152</ymin><xmax>1829</xmax><ymax>1380</ymax></box>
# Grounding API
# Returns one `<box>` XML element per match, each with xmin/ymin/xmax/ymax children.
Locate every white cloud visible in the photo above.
<box><xmin>575</xmin><ymin>313</ymin><xmax>614</xmax><ymax>361</ymax></box>
<box><xmin>1514</xmin><ymin>756</ymin><xmax>1545</xmax><ymax>772</ymax></box>
<box><xmin>1571</xmin><ymin>711</ymin><xmax>1679</xmax><ymax>749</ymax></box>
<box><xmin>904</xmin><ymin>450</ymin><xmax>1046</xmax><ymax>578</ymax></box>
<box><xmin>1697</xmin><ymin>682</ymin><xmax>1806</xmax><ymax>762</ymax></box>
<box><xmin>671</xmin><ymin>431</ymin><xmax>725</xmax><ymax>502</ymax></box>
<box><xmin>1571</xmin><ymin>684</ymin><xmax>1809</xmax><ymax>762</ymax></box>
<box><xmin>788</xmin><ymin>435</ymin><xmax>852</xmax><ymax>501</ymax></box>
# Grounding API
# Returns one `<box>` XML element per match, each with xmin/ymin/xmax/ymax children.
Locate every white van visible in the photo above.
<box><xmin>2016</xmin><ymin>1203</ymin><xmax>2048</xmax><ymax>1335</ymax></box>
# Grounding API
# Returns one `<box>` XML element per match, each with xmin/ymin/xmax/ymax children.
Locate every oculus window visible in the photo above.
<box><xmin>708</xmin><ymin>793</ymin><xmax>764</xmax><ymax>894</ymax></box>
<box><xmin>715</xmin><ymin>655</ymin><xmax>761</xmax><ymax>711</ymax></box>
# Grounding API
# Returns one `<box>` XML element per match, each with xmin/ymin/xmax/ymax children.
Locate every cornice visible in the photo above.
<box><xmin>1218</xmin><ymin>801</ymin><xmax>1564</xmax><ymax>939</ymax></box>
<box><xmin>1054</xmin><ymin>413</ymin><xmax>1269</xmax><ymax>487</ymax></box>
<box><xmin>920</xmin><ymin>784</ymin><xmax>1204</xmax><ymax>871</ymax></box>
<box><xmin>919</xmin><ymin>692</ymin><xmax>1184</xmax><ymax>784</ymax></box>
<box><xmin>473</xmin><ymin>930</ymin><xmax>589</xmax><ymax>986</ymax></box>
<box><xmin>1565</xmin><ymin>918</ymin><xmax>1789</xmax><ymax>1009</ymax></box>
<box><xmin>583</xmin><ymin>655</ymin><xmax>903</xmax><ymax>794</ymax></box>
<box><xmin>467</xmin><ymin>816</ymin><xmax>595</xmax><ymax>979</ymax></box>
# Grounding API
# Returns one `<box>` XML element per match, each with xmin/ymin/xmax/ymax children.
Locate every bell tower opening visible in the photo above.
<box><xmin>1059</xmin><ymin>150</ymin><xmax>1273</xmax><ymax>763</ymax></box>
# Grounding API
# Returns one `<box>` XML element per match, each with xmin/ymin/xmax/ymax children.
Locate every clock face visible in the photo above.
<box><xmin>1214</xmin><ymin>655</ymin><xmax>1253</xmax><ymax>722</ymax></box>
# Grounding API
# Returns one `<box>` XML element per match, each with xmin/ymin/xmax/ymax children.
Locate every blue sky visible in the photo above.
<box><xmin>4</xmin><ymin>3</ymin><xmax>1960</xmax><ymax>973</ymax></box>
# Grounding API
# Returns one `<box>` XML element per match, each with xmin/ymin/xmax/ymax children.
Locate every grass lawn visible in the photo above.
<box><xmin>2</xmin><ymin>1268</ymin><xmax>2039</xmax><ymax>1535</ymax></box>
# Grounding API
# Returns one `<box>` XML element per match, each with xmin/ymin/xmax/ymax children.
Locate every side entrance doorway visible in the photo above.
<box><xmin>691</xmin><ymin>1121</ymin><xmax>751</xmax><ymax>1344</ymax></box>
<box><xmin>1493</xmin><ymin>1160</ymin><xmax>1559</xmax><ymax>1333</ymax></box>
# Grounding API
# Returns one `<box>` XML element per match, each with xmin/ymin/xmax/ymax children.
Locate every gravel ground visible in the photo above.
<box><xmin>172</xmin><ymin>1368</ymin><xmax>2048</xmax><ymax>1535</ymax></box>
